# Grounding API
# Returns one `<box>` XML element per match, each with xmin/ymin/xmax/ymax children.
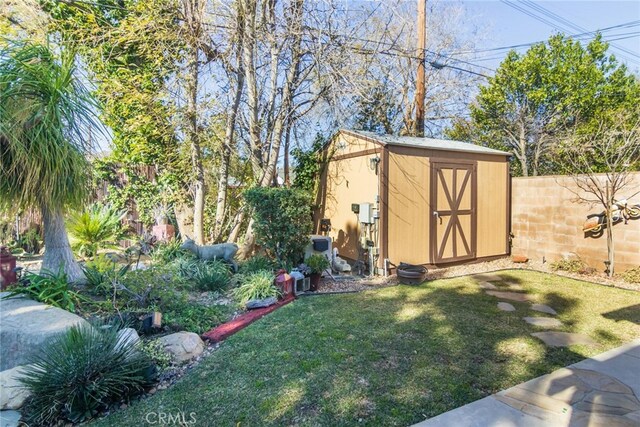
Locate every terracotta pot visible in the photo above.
<box><xmin>309</xmin><ymin>273</ymin><xmax>321</xmax><ymax>291</ymax></box>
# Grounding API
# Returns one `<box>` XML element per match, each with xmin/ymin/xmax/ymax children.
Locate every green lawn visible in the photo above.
<box><xmin>92</xmin><ymin>270</ymin><xmax>640</xmax><ymax>427</ymax></box>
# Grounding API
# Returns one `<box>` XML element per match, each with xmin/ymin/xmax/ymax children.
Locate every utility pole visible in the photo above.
<box><xmin>413</xmin><ymin>0</ymin><xmax>426</xmax><ymax>137</ymax></box>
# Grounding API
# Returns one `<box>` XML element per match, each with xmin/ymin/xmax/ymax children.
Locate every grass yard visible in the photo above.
<box><xmin>92</xmin><ymin>270</ymin><xmax>640</xmax><ymax>427</ymax></box>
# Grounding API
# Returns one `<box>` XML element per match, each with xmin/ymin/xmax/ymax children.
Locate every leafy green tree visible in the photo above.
<box><xmin>291</xmin><ymin>133</ymin><xmax>330</xmax><ymax>196</ymax></box>
<box><xmin>42</xmin><ymin>0</ymin><xmax>190</xmax><ymax>230</ymax></box>
<box><xmin>448</xmin><ymin>34</ymin><xmax>640</xmax><ymax>176</ymax></box>
<box><xmin>0</xmin><ymin>41</ymin><xmax>99</xmax><ymax>282</ymax></box>
<box><xmin>244</xmin><ymin>187</ymin><xmax>313</xmax><ymax>268</ymax></box>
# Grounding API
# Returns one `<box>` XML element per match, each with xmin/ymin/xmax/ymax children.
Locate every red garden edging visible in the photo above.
<box><xmin>201</xmin><ymin>294</ymin><xmax>295</xmax><ymax>343</ymax></box>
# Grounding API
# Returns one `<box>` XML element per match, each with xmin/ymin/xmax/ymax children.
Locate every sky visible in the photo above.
<box><xmin>458</xmin><ymin>0</ymin><xmax>640</xmax><ymax>73</ymax></box>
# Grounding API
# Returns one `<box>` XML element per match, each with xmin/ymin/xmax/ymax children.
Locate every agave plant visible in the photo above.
<box><xmin>67</xmin><ymin>204</ymin><xmax>127</xmax><ymax>258</ymax></box>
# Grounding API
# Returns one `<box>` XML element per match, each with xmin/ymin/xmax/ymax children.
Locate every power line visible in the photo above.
<box><xmin>453</xmin><ymin>20</ymin><xmax>640</xmax><ymax>55</ymax></box>
<box><xmin>499</xmin><ymin>1</ymin><xmax>640</xmax><ymax>65</ymax></box>
<box><xmin>519</xmin><ymin>0</ymin><xmax>640</xmax><ymax>60</ymax></box>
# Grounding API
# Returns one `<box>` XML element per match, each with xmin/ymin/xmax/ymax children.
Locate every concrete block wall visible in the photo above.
<box><xmin>511</xmin><ymin>172</ymin><xmax>640</xmax><ymax>273</ymax></box>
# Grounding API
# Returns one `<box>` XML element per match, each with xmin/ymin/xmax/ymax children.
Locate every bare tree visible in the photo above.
<box><xmin>561</xmin><ymin>111</ymin><xmax>640</xmax><ymax>276</ymax></box>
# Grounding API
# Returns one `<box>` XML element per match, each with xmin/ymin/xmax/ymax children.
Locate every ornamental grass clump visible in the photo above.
<box><xmin>232</xmin><ymin>270</ymin><xmax>281</xmax><ymax>305</ymax></box>
<box><xmin>20</xmin><ymin>323</ymin><xmax>156</xmax><ymax>425</ymax></box>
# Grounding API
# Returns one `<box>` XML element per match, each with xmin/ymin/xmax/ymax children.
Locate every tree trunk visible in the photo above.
<box><xmin>283</xmin><ymin>118</ymin><xmax>291</xmax><ymax>186</ymax></box>
<box><xmin>606</xmin><ymin>186</ymin><xmax>615</xmax><ymax>277</ymax></box>
<box><xmin>213</xmin><ymin>23</ymin><xmax>245</xmax><ymax>241</ymax></box>
<box><xmin>41</xmin><ymin>206</ymin><xmax>85</xmax><ymax>283</ymax></box>
<box><xmin>174</xmin><ymin>203</ymin><xmax>193</xmax><ymax>241</ymax></box>
<box><xmin>241</xmin><ymin>0</ymin><xmax>263</xmax><ymax>179</ymax></box>
<box><xmin>186</xmin><ymin>43</ymin><xmax>205</xmax><ymax>245</ymax></box>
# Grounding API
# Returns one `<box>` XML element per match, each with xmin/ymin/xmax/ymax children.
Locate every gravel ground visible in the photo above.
<box><xmin>315</xmin><ymin>257</ymin><xmax>639</xmax><ymax>293</ymax></box>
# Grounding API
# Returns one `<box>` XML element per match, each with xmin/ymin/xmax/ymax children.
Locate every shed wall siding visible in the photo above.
<box><xmin>322</xmin><ymin>154</ymin><xmax>379</xmax><ymax>261</ymax></box>
<box><xmin>476</xmin><ymin>160</ymin><xmax>509</xmax><ymax>258</ymax></box>
<box><xmin>386</xmin><ymin>149</ymin><xmax>431</xmax><ymax>265</ymax></box>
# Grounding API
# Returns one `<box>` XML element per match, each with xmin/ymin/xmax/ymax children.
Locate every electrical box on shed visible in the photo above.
<box><xmin>359</xmin><ymin>203</ymin><xmax>373</xmax><ymax>224</ymax></box>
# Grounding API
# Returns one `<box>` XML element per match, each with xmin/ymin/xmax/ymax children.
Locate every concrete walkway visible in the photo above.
<box><xmin>413</xmin><ymin>339</ymin><xmax>640</xmax><ymax>427</ymax></box>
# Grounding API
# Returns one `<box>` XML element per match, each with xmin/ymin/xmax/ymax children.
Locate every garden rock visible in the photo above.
<box><xmin>0</xmin><ymin>410</ymin><xmax>21</xmax><ymax>427</ymax></box>
<box><xmin>0</xmin><ymin>366</ymin><xmax>31</xmax><ymax>410</ymax></box>
<box><xmin>158</xmin><ymin>332</ymin><xmax>204</xmax><ymax>363</ymax></box>
<box><xmin>246</xmin><ymin>297</ymin><xmax>278</xmax><ymax>309</ymax></box>
<box><xmin>0</xmin><ymin>293</ymin><xmax>89</xmax><ymax>370</ymax></box>
<box><xmin>116</xmin><ymin>328</ymin><xmax>140</xmax><ymax>347</ymax></box>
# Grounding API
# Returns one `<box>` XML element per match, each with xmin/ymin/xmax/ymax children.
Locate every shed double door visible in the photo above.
<box><xmin>430</xmin><ymin>160</ymin><xmax>477</xmax><ymax>264</ymax></box>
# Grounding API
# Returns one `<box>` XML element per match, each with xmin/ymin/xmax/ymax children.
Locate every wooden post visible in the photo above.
<box><xmin>413</xmin><ymin>0</ymin><xmax>426</xmax><ymax>137</ymax></box>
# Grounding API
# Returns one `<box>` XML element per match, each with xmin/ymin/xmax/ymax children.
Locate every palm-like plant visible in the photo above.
<box><xmin>0</xmin><ymin>41</ymin><xmax>99</xmax><ymax>282</ymax></box>
<box><xmin>67</xmin><ymin>204</ymin><xmax>127</xmax><ymax>258</ymax></box>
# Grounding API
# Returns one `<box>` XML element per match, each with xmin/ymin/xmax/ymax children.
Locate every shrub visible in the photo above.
<box><xmin>164</xmin><ymin>304</ymin><xmax>231</xmax><ymax>334</ymax></box>
<box><xmin>18</xmin><ymin>226</ymin><xmax>42</xmax><ymax>254</ymax></box>
<box><xmin>82</xmin><ymin>257</ymin><xmax>130</xmax><ymax>295</ymax></box>
<box><xmin>239</xmin><ymin>255</ymin><xmax>276</xmax><ymax>275</ymax></box>
<box><xmin>244</xmin><ymin>187</ymin><xmax>312</xmax><ymax>268</ymax></box>
<box><xmin>151</xmin><ymin>239</ymin><xmax>190</xmax><ymax>264</ymax></box>
<box><xmin>67</xmin><ymin>204</ymin><xmax>127</xmax><ymax>258</ymax></box>
<box><xmin>232</xmin><ymin>270</ymin><xmax>280</xmax><ymax>305</ymax></box>
<box><xmin>117</xmin><ymin>266</ymin><xmax>189</xmax><ymax>309</ymax></box>
<box><xmin>138</xmin><ymin>339</ymin><xmax>173</xmax><ymax>371</ymax></box>
<box><xmin>20</xmin><ymin>323</ymin><xmax>155</xmax><ymax>425</ymax></box>
<box><xmin>193</xmin><ymin>261</ymin><xmax>232</xmax><ymax>291</ymax></box>
<box><xmin>174</xmin><ymin>258</ymin><xmax>231</xmax><ymax>291</ymax></box>
<box><xmin>3</xmin><ymin>268</ymin><xmax>83</xmax><ymax>312</ymax></box>
<box><xmin>305</xmin><ymin>254</ymin><xmax>330</xmax><ymax>274</ymax></box>
<box><xmin>621</xmin><ymin>266</ymin><xmax>640</xmax><ymax>284</ymax></box>
<box><xmin>550</xmin><ymin>257</ymin><xmax>589</xmax><ymax>274</ymax></box>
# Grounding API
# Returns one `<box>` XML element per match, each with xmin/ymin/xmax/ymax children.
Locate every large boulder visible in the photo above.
<box><xmin>0</xmin><ymin>293</ymin><xmax>89</xmax><ymax>371</ymax></box>
<box><xmin>0</xmin><ymin>410</ymin><xmax>21</xmax><ymax>427</ymax></box>
<box><xmin>157</xmin><ymin>332</ymin><xmax>204</xmax><ymax>363</ymax></box>
<box><xmin>0</xmin><ymin>366</ymin><xmax>31</xmax><ymax>410</ymax></box>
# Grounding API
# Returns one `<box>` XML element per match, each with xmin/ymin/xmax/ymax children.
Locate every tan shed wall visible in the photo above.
<box><xmin>321</xmin><ymin>153</ymin><xmax>379</xmax><ymax>260</ymax></box>
<box><xmin>511</xmin><ymin>173</ymin><xmax>640</xmax><ymax>272</ymax></box>
<box><xmin>385</xmin><ymin>145</ymin><xmax>509</xmax><ymax>265</ymax></box>
<box><xmin>476</xmin><ymin>160</ymin><xmax>509</xmax><ymax>258</ymax></box>
<box><xmin>332</xmin><ymin>132</ymin><xmax>380</xmax><ymax>156</ymax></box>
<box><xmin>386</xmin><ymin>149</ymin><xmax>431</xmax><ymax>265</ymax></box>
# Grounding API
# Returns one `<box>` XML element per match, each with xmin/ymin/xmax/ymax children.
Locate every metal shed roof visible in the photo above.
<box><xmin>340</xmin><ymin>129</ymin><xmax>511</xmax><ymax>157</ymax></box>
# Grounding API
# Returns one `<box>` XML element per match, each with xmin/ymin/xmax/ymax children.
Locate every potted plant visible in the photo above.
<box><xmin>152</xmin><ymin>203</ymin><xmax>171</xmax><ymax>226</ymax></box>
<box><xmin>305</xmin><ymin>254</ymin><xmax>330</xmax><ymax>291</ymax></box>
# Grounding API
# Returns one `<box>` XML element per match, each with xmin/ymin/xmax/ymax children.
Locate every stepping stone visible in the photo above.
<box><xmin>479</xmin><ymin>281</ymin><xmax>497</xmax><ymax>290</ymax></box>
<box><xmin>486</xmin><ymin>291</ymin><xmax>531</xmax><ymax>302</ymax></box>
<box><xmin>498</xmin><ymin>302</ymin><xmax>515</xmax><ymax>312</ymax></box>
<box><xmin>472</xmin><ymin>273</ymin><xmax>503</xmax><ymax>282</ymax></box>
<box><xmin>523</xmin><ymin>317</ymin><xmax>563</xmax><ymax>328</ymax></box>
<box><xmin>504</xmin><ymin>284</ymin><xmax>525</xmax><ymax>291</ymax></box>
<box><xmin>531</xmin><ymin>304</ymin><xmax>558</xmax><ymax>315</ymax></box>
<box><xmin>531</xmin><ymin>332</ymin><xmax>597</xmax><ymax>347</ymax></box>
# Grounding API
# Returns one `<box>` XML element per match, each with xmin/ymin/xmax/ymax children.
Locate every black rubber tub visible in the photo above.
<box><xmin>396</xmin><ymin>263</ymin><xmax>428</xmax><ymax>285</ymax></box>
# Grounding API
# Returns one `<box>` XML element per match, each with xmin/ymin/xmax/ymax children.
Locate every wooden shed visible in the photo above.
<box><xmin>315</xmin><ymin>129</ymin><xmax>511</xmax><ymax>273</ymax></box>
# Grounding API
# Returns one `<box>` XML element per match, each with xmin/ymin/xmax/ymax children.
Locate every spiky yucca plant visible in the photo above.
<box><xmin>0</xmin><ymin>41</ymin><xmax>99</xmax><ymax>282</ymax></box>
<box><xmin>20</xmin><ymin>323</ymin><xmax>155</xmax><ymax>425</ymax></box>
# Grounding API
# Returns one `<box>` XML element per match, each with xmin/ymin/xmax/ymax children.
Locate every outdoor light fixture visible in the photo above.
<box><xmin>369</xmin><ymin>156</ymin><xmax>380</xmax><ymax>170</ymax></box>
